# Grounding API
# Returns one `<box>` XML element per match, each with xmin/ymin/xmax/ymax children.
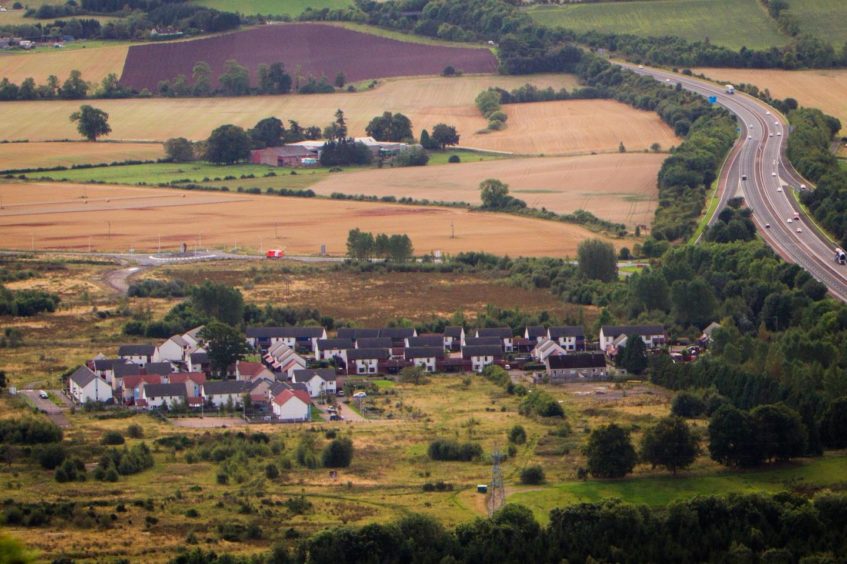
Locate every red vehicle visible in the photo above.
<box><xmin>265</xmin><ymin>249</ymin><xmax>285</xmax><ymax>259</ymax></box>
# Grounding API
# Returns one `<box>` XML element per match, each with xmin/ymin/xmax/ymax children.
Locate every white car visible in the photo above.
<box><xmin>787</xmin><ymin>218</ymin><xmax>793</xmax><ymax>224</ymax></box>
<box><xmin>39</xmin><ymin>390</ymin><xmax>49</xmax><ymax>399</ymax></box>
<box><xmin>766</xmin><ymin>111</ymin><xmax>771</xmax><ymax>115</ymax></box>
<box><xmin>772</xmin><ymin>172</ymin><xmax>777</xmax><ymax>176</ymax></box>
<box><xmin>796</xmin><ymin>227</ymin><xmax>803</xmax><ymax>233</ymax></box>
<box><xmin>774</xmin><ymin>121</ymin><xmax>778</xmax><ymax>125</ymax></box>
<box><xmin>777</xmin><ymin>187</ymin><xmax>782</xmax><ymax>192</ymax></box>
<box><xmin>638</xmin><ymin>64</ymin><xmax>644</xmax><ymax>69</ymax></box>
<box><xmin>777</xmin><ymin>132</ymin><xmax>782</xmax><ymax>136</ymax></box>
<box><xmin>749</xmin><ymin>123</ymin><xmax>754</xmax><ymax>127</ymax></box>
<box><xmin>765</xmin><ymin>223</ymin><xmax>771</xmax><ymax>229</ymax></box>
<box><xmin>769</xmin><ymin>133</ymin><xmax>774</xmax><ymax>137</ymax></box>
<box><xmin>748</xmin><ymin>135</ymin><xmax>752</xmax><ymax>139</ymax></box>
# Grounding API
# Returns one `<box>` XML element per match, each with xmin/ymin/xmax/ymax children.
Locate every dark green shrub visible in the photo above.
<box><xmin>520</xmin><ymin>465</ymin><xmax>545</xmax><ymax>485</ymax></box>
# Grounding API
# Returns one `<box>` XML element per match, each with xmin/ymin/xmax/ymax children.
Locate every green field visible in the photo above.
<box><xmin>788</xmin><ymin>0</ymin><xmax>847</xmax><ymax>47</ymax></box>
<box><xmin>25</xmin><ymin>162</ymin><xmax>280</xmax><ymax>185</ymax></box>
<box><xmin>191</xmin><ymin>0</ymin><xmax>352</xmax><ymax>17</ymax></box>
<box><xmin>510</xmin><ymin>454</ymin><xmax>847</xmax><ymax>523</ymax></box>
<box><xmin>527</xmin><ymin>0</ymin><xmax>790</xmax><ymax>51</ymax></box>
<box><xmin>23</xmin><ymin>151</ymin><xmax>506</xmax><ymax>189</ymax></box>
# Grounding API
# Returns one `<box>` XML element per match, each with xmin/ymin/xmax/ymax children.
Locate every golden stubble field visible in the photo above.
<box><xmin>0</xmin><ymin>43</ymin><xmax>131</xmax><ymax>84</ymax></box>
<box><xmin>0</xmin><ymin>74</ymin><xmax>677</xmax><ymax>155</ymax></box>
<box><xmin>0</xmin><ymin>141</ymin><xmax>164</xmax><ymax>170</ymax></box>
<box><xmin>0</xmin><ymin>182</ymin><xmax>622</xmax><ymax>257</ymax></box>
<box><xmin>313</xmin><ymin>152</ymin><xmax>663</xmax><ymax>228</ymax></box>
<box><xmin>694</xmin><ymin>67</ymin><xmax>847</xmax><ymax>132</ymax></box>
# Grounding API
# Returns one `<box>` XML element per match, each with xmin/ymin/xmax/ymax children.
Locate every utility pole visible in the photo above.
<box><xmin>107</xmin><ymin>221</ymin><xmax>111</xmax><ymax>240</ymax></box>
<box><xmin>451</xmin><ymin>221</ymin><xmax>455</xmax><ymax>239</ymax></box>
<box><xmin>157</xmin><ymin>234</ymin><xmax>161</xmax><ymax>254</ymax></box>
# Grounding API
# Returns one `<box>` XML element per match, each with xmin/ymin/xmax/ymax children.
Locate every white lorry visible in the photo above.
<box><xmin>725</xmin><ymin>84</ymin><xmax>735</xmax><ymax>94</ymax></box>
<box><xmin>835</xmin><ymin>248</ymin><xmax>846</xmax><ymax>265</ymax></box>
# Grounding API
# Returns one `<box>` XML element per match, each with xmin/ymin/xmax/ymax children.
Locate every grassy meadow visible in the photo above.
<box><xmin>190</xmin><ymin>0</ymin><xmax>352</xmax><ymax>18</ymax></box>
<box><xmin>526</xmin><ymin>0</ymin><xmax>790</xmax><ymax>50</ymax></box>
<box><xmin>788</xmin><ymin>0</ymin><xmax>847</xmax><ymax>47</ymax></box>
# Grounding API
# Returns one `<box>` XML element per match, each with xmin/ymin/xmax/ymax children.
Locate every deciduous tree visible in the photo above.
<box><xmin>200</xmin><ymin>321</ymin><xmax>249</xmax><ymax>378</ymax></box>
<box><xmin>640</xmin><ymin>416</ymin><xmax>699</xmax><ymax>475</ymax></box>
<box><xmin>577</xmin><ymin>239</ymin><xmax>617</xmax><ymax>282</ymax></box>
<box><xmin>585</xmin><ymin>423</ymin><xmax>637</xmax><ymax>478</ymax></box>
<box><xmin>430</xmin><ymin>123</ymin><xmax>460</xmax><ymax>149</ymax></box>
<box><xmin>69</xmin><ymin>105</ymin><xmax>111</xmax><ymax>141</ymax></box>
<box><xmin>205</xmin><ymin>124</ymin><xmax>251</xmax><ymax>164</ymax></box>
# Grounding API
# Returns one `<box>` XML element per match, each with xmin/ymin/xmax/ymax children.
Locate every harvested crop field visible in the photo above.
<box><xmin>694</xmin><ymin>68</ymin><xmax>847</xmax><ymax>132</ymax></box>
<box><xmin>312</xmin><ymin>153</ymin><xmax>663</xmax><ymax>228</ymax></box>
<box><xmin>468</xmin><ymin>100</ymin><xmax>677</xmax><ymax>154</ymax></box>
<box><xmin>0</xmin><ymin>182</ymin><xmax>620</xmax><ymax>257</ymax></box>
<box><xmin>119</xmin><ymin>23</ymin><xmax>497</xmax><ymax>90</ymax></box>
<box><xmin>0</xmin><ymin>43</ymin><xmax>130</xmax><ymax>84</ymax></box>
<box><xmin>0</xmin><ymin>142</ymin><xmax>163</xmax><ymax>171</ymax></box>
<box><xmin>0</xmin><ymin>74</ymin><xmax>674</xmax><ymax>155</ymax></box>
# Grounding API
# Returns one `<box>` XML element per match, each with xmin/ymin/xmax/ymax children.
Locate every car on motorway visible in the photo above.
<box><xmin>638</xmin><ymin>64</ymin><xmax>644</xmax><ymax>68</ymax></box>
<box><xmin>777</xmin><ymin>187</ymin><xmax>782</xmax><ymax>192</ymax></box>
<box><xmin>765</xmin><ymin>223</ymin><xmax>771</xmax><ymax>229</ymax></box>
<box><xmin>39</xmin><ymin>390</ymin><xmax>49</xmax><ymax>399</ymax></box>
<box><xmin>772</xmin><ymin>172</ymin><xmax>777</xmax><ymax>176</ymax></box>
<box><xmin>777</xmin><ymin>132</ymin><xmax>782</xmax><ymax>136</ymax></box>
<box><xmin>769</xmin><ymin>133</ymin><xmax>774</xmax><ymax>137</ymax></box>
<box><xmin>748</xmin><ymin>135</ymin><xmax>752</xmax><ymax>139</ymax></box>
<box><xmin>766</xmin><ymin>111</ymin><xmax>771</xmax><ymax>115</ymax></box>
<box><xmin>800</xmin><ymin>184</ymin><xmax>807</xmax><ymax>190</ymax></box>
<box><xmin>774</xmin><ymin>121</ymin><xmax>778</xmax><ymax>125</ymax></box>
<box><xmin>741</xmin><ymin>174</ymin><xmax>748</xmax><ymax>181</ymax></box>
<box><xmin>787</xmin><ymin>218</ymin><xmax>793</xmax><ymax>223</ymax></box>
<box><xmin>796</xmin><ymin>228</ymin><xmax>803</xmax><ymax>233</ymax></box>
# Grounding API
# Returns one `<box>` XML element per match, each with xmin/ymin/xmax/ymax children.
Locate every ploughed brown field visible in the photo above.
<box><xmin>312</xmin><ymin>153</ymin><xmax>663</xmax><ymax>228</ymax></box>
<box><xmin>0</xmin><ymin>182</ymin><xmax>621</xmax><ymax>257</ymax></box>
<box><xmin>0</xmin><ymin>141</ymin><xmax>163</xmax><ymax>171</ymax></box>
<box><xmin>0</xmin><ymin>74</ymin><xmax>677</xmax><ymax>155</ymax></box>
<box><xmin>694</xmin><ymin>68</ymin><xmax>847</xmax><ymax>132</ymax></box>
<box><xmin>119</xmin><ymin>23</ymin><xmax>498</xmax><ymax>90</ymax></box>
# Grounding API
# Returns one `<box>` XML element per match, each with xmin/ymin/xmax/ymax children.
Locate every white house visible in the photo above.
<box><xmin>202</xmin><ymin>380</ymin><xmax>247</xmax><ymax>408</ymax></box>
<box><xmin>344</xmin><ymin>348</ymin><xmax>389</xmax><ymax>375</ymax></box>
<box><xmin>315</xmin><ymin>338</ymin><xmax>353</xmax><ymax>361</ymax></box>
<box><xmin>271</xmin><ymin>389</ymin><xmax>311</xmax><ymax>422</ymax></box>
<box><xmin>291</xmin><ymin>368</ymin><xmax>337</xmax><ymax>398</ymax></box>
<box><xmin>117</xmin><ymin>344</ymin><xmax>159</xmax><ymax>366</ymax></box>
<box><xmin>443</xmin><ymin>326</ymin><xmax>465</xmax><ymax>350</ymax></box>
<box><xmin>524</xmin><ymin>326</ymin><xmax>548</xmax><ymax>343</ymax></box>
<box><xmin>141</xmin><ymin>382</ymin><xmax>187</xmax><ymax>410</ymax></box>
<box><xmin>548</xmin><ymin>326</ymin><xmax>586</xmax><ymax>351</ymax></box>
<box><xmin>91</xmin><ymin>358</ymin><xmax>126</xmax><ymax>385</ymax></box>
<box><xmin>246</xmin><ymin>326</ymin><xmax>326</xmax><ymax>351</ymax></box>
<box><xmin>405</xmin><ymin>347</ymin><xmax>444</xmax><ymax>373</ymax></box>
<box><xmin>235</xmin><ymin>360</ymin><xmax>275</xmax><ymax>382</ymax></box>
<box><xmin>546</xmin><ymin>353</ymin><xmax>607</xmax><ymax>382</ymax></box>
<box><xmin>264</xmin><ymin>343</ymin><xmax>307</xmax><ymax>377</ymax></box>
<box><xmin>158</xmin><ymin>335</ymin><xmax>193</xmax><ymax>363</ymax></box>
<box><xmin>462</xmin><ymin>345</ymin><xmax>504</xmax><ymax>373</ymax></box>
<box><xmin>188</xmin><ymin>351</ymin><xmax>209</xmax><ymax>373</ymax></box>
<box><xmin>531</xmin><ymin>339</ymin><xmax>566</xmax><ymax>363</ymax></box>
<box><xmin>69</xmin><ymin>366</ymin><xmax>113</xmax><ymax>404</ymax></box>
<box><xmin>476</xmin><ymin>328</ymin><xmax>514</xmax><ymax>352</ymax></box>
<box><xmin>599</xmin><ymin>325</ymin><xmax>666</xmax><ymax>352</ymax></box>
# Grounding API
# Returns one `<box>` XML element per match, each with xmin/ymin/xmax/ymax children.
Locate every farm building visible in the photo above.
<box><xmin>545</xmin><ymin>353</ymin><xmax>608</xmax><ymax>383</ymax></box>
<box><xmin>250</xmin><ymin>146</ymin><xmax>319</xmax><ymax>168</ymax></box>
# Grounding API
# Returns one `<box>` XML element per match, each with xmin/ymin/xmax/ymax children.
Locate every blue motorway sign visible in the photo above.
<box><xmin>708</xmin><ymin>96</ymin><xmax>718</xmax><ymax>104</ymax></box>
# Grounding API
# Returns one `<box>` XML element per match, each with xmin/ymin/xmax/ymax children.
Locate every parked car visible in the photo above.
<box><xmin>39</xmin><ymin>390</ymin><xmax>49</xmax><ymax>399</ymax></box>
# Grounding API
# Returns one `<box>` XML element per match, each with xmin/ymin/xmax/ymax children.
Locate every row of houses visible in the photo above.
<box><xmin>246</xmin><ymin>324</ymin><xmax>666</xmax><ymax>358</ymax></box>
<box><xmin>69</xmin><ymin>358</ymin><xmax>328</xmax><ymax>422</ymax></box>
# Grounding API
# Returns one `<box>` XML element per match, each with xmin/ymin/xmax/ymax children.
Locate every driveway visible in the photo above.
<box><xmin>336</xmin><ymin>401</ymin><xmax>365</xmax><ymax>422</ymax></box>
<box><xmin>20</xmin><ymin>390</ymin><xmax>70</xmax><ymax>428</ymax></box>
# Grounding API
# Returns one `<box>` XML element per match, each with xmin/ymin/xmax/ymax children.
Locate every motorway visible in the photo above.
<box><xmin>626</xmin><ymin>64</ymin><xmax>847</xmax><ymax>302</ymax></box>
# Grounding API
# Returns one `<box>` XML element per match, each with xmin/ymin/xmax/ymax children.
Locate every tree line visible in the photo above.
<box><xmin>346</xmin><ymin>228</ymin><xmax>414</xmax><ymax>262</ymax></box>
<box><xmin>166</xmin><ymin>493</ymin><xmax>847</xmax><ymax>563</ymax></box>
<box><xmin>1</xmin><ymin>1</ymin><xmax>239</xmax><ymax>42</ymax></box>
